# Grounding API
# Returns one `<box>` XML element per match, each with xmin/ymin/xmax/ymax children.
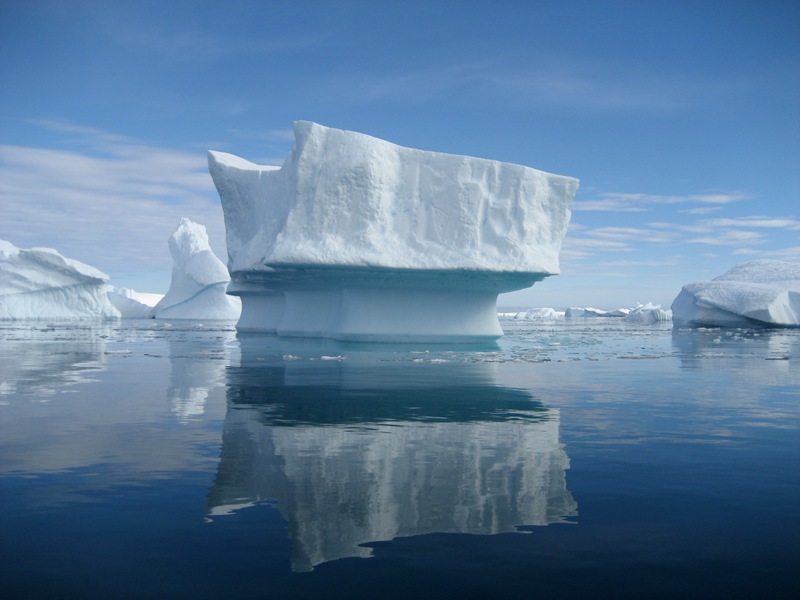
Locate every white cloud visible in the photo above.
<box><xmin>702</xmin><ymin>216</ymin><xmax>800</xmax><ymax>230</ymax></box>
<box><xmin>572</xmin><ymin>191</ymin><xmax>749</xmax><ymax>213</ymax></box>
<box><xmin>686</xmin><ymin>230</ymin><xmax>766</xmax><ymax>246</ymax></box>
<box><xmin>733</xmin><ymin>246</ymin><xmax>800</xmax><ymax>260</ymax></box>
<box><xmin>0</xmin><ymin>127</ymin><xmax>226</xmax><ymax>283</ymax></box>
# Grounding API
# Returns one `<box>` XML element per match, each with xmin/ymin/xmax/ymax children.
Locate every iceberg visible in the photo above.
<box><xmin>565</xmin><ymin>306</ymin><xmax>630</xmax><ymax>318</ymax></box>
<box><xmin>209</xmin><ymin>121</ymin><xmax>578</xmax><ymax>341</ymax></box>
<box><xmin>672</xmin><ymin>260</ymin><xmax>800</xmax><ymax>327</ymax></box>
<box><xmin>0</xmin><ymin>239</ymin><xmax>120</xmax><ymax>320</ymax></box>
<box><xmin>512</xmin><ymin>307</ymin><xmax>562</xmax><ymax>320</ymax></box>
<box><xmin>152</xmin><ymin>218</ymin><xmax>241</xmax><ymax>320</ymax></box>
<box><xmin>106</xmin><ymin>286</ymin><xmax>162</xmax><ymax>319</ymax></box>
<box><xmin>623</xmin><ymin>302</ymin><xmax>672</xmax><ymax>323</ymax></box>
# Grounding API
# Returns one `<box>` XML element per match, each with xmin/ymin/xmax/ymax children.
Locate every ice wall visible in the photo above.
<box><xmin>152</xmin><ymin>218</ymin><xmax>241</xmax><ymax>320</ymax></box>
<box><xmin>672</xmin><ymin>260</ymin><xmax>800</xmax><ymax>327</ymax></box>
<box><xmin>0</xmin><ymin>239</ymin><xmax>120</xmax><ymax>320</ymax></box>
<box><xmin>208</xmin><ymin>122</ymin><xmax>578</xmax><ymax>341</ymax></box>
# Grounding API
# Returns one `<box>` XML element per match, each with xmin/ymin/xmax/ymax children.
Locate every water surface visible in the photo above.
<box><xmin>1</xmin><ymin>319</ymin><xmax>797</xmax><ymax>599</ymax></box>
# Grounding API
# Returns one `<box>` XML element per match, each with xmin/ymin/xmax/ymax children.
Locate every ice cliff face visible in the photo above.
<box><xmin>672</xmin><ymin>260</ymin><xmax>800</xmax><ymax>327</ymax></box>
<box><xmin>0</xmin><ymin>239</ymin><xmax>120</xmax><ymax>320</ymax></box>
<box><xmin>209</xmin><ymin>121</ymin><xmax>578</xmax><ymax>274</ymax></box>
<box><xmin>152</xmin><ymin>218</ymin><xmax>241</xmax><ymax>320</ymax></box>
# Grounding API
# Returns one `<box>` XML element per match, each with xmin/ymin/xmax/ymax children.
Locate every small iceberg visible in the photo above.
<box><xmin>671</xmin><ymin>260</ymin><xmax>800</xmax><ymax>327</ymax></box>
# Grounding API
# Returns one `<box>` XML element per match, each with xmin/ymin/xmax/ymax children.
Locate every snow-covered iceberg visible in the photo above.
<box><xmin>152</xmin><ymin>218</ymin><xmax>241</xmax><ymax>320</ymax></box>
<box><xmin>623</xmin><ymin>302</ymin><xmax>672</xmax><ymax>323</ymax></box>
<box><xmin>672</xmin><ymin>260</ymin><xmax>800</xmax><ymax>327</ymax></box>
<box><xmin>107</xmin><ymin>286</ymin><xmax>162</xmax><ymax>318</ymax></box>
<box><xmin>0</xmin><ymin>239</ymin><xmax>120</xmax><ymax>320</ymax></box>
<box><xmin>208</xmin><ymin>121</ymin><xmax>578</xmax><ymax>341</ymax></box>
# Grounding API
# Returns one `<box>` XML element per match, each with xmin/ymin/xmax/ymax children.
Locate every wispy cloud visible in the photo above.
<box><xmin>572</xmin><ymin>191</ymin><xmax>750</xmax><ymax>212</ymax></box>
<box><xmin>0</xmin><ymin>124</ymin><xmax>225</xmax><ymax>281</ymax></box>
<box><xmin>686</xmin><ymin>230</ymin><xmax>766</xmax><ymax>246</ymax></box>
<box><xmin>733</xmin><ymin>246</ymin><xmax>800</xmax><ymax>260</ymax></box>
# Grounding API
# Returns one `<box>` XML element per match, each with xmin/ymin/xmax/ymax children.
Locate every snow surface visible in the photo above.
<box><xmin>672</xmin><ymin>260</ymin><xmax>800</xmax><ymax>327</ymax></box>
<box><xmin>151</xmin><ymin>218</ymin><xmax>241</xmax><ymax>320</ymax></box>
<box><xmin>208</xmin><ymin>122</ymin><xmax>578</xmax><ymax>341</ymax></box>
<box><xmin>0</xmin><ymin>239</ymin><xmax>120</xmax><ymax>320</ymax></box>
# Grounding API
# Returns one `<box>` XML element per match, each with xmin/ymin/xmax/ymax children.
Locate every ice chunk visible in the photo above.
<box><xmin>106</xmin><ymin>286</ymin><xmax>162</xmax><ymax>319</ymax></box>
<box><xmin>0</xmin><ymin>239</ymin><xmax>120</xmax><ymax>320</ymax></box>
<box><xmin>623</xmin><ymin>302</ymin><xmax>672</xmax><ymax>323</ymax></box>
<box><xmin>672</xmin><ymin>260</ymin><xmax>800</xmax><ymax>327</ymax></box>
<box><xmin>208</xmin><ymin>122</ymin><xmax>578</xmax><ymax>341</ymax></box>
<box><xmin>152</xmin><ymin>218</ymin><xmax>241</xmax><ymax>320</ymax></box>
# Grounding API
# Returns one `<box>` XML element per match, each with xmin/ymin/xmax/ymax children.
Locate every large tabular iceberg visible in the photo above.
<box><xmin>1</xmin><ymin>239</ymin><xmax>120</xmax><ymax>320</ymax></box>
<box><xmin>672</xmin><ymin>260</ymin><xmax>800</xmax><ymax>327</ymax></box>
<box><xmin>209</xmin><ymin>121</ymin><xmax>578</xmax><ymax>341</ymax></box>
<box><xmin>152</xmin><ymin>218</ymin><xmax>241</xmax><ymax>320</ymax></box>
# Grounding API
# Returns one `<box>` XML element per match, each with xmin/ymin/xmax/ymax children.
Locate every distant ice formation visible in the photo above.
<box><xmin>565</xmin><ymin>306</ymin><xmax>629</xmax><ymax>318</ymax></box>
<box><xmin>209</xmin><ymin>121</ymin><xmax>578</xmax><ymax>341</ymax></box>
<box><xmin>512</xmin><ymin>307</ymin><xmax>562</xmax><ymax>320</ymax></box>
<box><xmin>107</xmin><ymin>286</ymin><xmax>162</xmax><ymax>318</ymax></box>
<box><xmin>152</xmin><ymin>218</ymin><xmax>241</xmax><ymax>320</ymax></box>
<box><xmin>672</xmin><ymin>260</ymin><xmax>800</xmax><ymax>327</ymax></box>
<box><xmin>0</xmin><ymin>239</ymin><xmax>120</xmax><ymax>320</ymax></box>
<box><xmin>623</xmin><ymin>302</ymin><xmax>672</xmax><ymax>323</ymax></box>
<box><xmin>505</xmin><ymin>303</ymin><xmax>671</xmax><ymax>322</ymax></box>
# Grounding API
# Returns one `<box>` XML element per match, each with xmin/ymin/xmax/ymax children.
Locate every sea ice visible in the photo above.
<box><xmin>209</xmin><ymin>121</ymin><xmax>578</xmax><ymax>341</ymax></box>
<box><xmin>152</xmin><ymin>218</ymin><xmax>241</xmax><ymax>320</ymax></box>
<box><xmin>672</xmin><ymin>260</ymin><xmax>800</xmax><ymax>327</ymax></box>
<box><xmin>0</xmin><ymin>239</ymin><xmax>120</xmax><ymax>320</ymax></box>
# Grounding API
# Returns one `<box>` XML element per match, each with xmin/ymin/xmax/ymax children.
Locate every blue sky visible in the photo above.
<box><xmin>1</xmin><ymin>0</ymin><xmax>798</xmax><ymax>308</ymax></box>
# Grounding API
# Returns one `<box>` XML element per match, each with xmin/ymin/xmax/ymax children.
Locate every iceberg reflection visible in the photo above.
<box><xmin>207</xmin><ymin>336</ymin><xmax>577</xmax><ymax>572</ymax></box>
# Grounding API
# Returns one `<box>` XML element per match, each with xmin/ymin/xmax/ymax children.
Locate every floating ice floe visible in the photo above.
<box><xmin>152</xmin><ymin>218</ymin><xmax>241</xmax><ymax>320</ymax></box>
<box><xmin>671</xmin><ymin>260</ymin><xmax>800</xmax><ymax>327</ymax></box>
<box><xmin>0</xmin><ymin>239</ymin><xmax>120</xmax><ymax>320</ymax></box>
<box><xmin>209</xmin><ymin>121</ymin><xmax>578</xmax><ymax>341</ymax></box>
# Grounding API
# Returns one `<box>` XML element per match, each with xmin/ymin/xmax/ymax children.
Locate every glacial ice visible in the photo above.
<box><xmin>209</xmin><ymin>121</ymin><xmax>578</xmax><ymax>341</ymax></box>
<box><xmin>672</xmin><ymin>260</ymin><xmax>800</xmax><ymax>327</ymax></box>
<box><xmin>0</xmin><ymin>239</ymin><xmax>120</xmax><ymax>320</ymax></box>
<box><xmin>623</xmin><ymin>302</ymin><xmax>672</xmax><ymax>323</ymax></box>
<box><xmin>107</xmin><ymin>286</ymin><xmax>162</xmax><ymax>319</ymax></box>
<box><xmin>151</xmin><ymin>218</ymin><xmax>241</xmax><ymax>320</ymax></box>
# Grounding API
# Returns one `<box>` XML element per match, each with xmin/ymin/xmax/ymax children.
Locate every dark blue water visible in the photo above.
<box><xmin>1</xmin><ymin>319</ymin><xmax>798</xmax><ymax>599</ymax></box>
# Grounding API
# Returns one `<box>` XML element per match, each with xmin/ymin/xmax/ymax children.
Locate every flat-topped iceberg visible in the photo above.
<box><xmin>209</xmin><ymin>121</ymin><xmax>578</xmax><ymax>341</ymax></box>
<box><xmin>672</xmin><ymin>260</ymin><xmax>800</xmax><ymax>327</ymax></box>
<box><xmin>0</xmin><ymin>239</ymin><xmax>120</xmax><ymax>320</ymax></box>
<box><xmin>152</xmin><ymin>218</ymin><xmax>241</xmax><ymax>320</ymax></box>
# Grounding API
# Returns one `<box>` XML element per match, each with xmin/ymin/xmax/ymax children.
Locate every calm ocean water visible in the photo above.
<box><xmin>1</xmin><ymin>318</ymin><xmax>798</xmax><ymax>599</ymax></box>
